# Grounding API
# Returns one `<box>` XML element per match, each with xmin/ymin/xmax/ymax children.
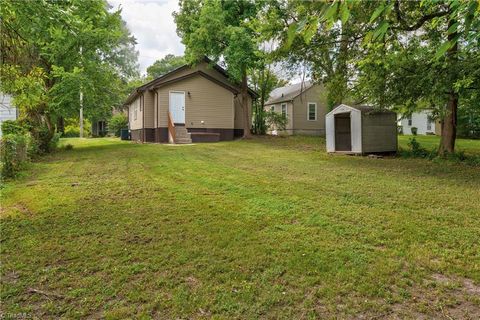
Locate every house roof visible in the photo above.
<box><xmin>266</xmin><ymin>81</ymin><xmax>314</xmax><ymax>105</ymax></box>
<box><xmin>124</xmin><ymin>57</ymin><xmax>258</xmax><ymax>106</ymax></box>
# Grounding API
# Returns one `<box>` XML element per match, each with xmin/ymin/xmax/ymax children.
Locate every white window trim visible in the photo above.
<box><xmin>281</xmin><ymin>103</ymin><xmax>287</xmax><ymax>117</ymax></box>
<box><xmin>307</xmin><ymin>102</ymin><xmax>317</xmax><ymax>121</ymax></box>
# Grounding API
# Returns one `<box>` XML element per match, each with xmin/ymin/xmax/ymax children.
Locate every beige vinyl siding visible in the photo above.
<box><xmin>361</xmin><ymin>113</ymin><xmax>398</xmax><ymax>153</ymax></box>
<box><xmin>292</xmin><ymin>84</ymin><xmax>328</xmax><ymax>135</ymax></box>
<box><xmin>128</xmin><ymin>96</ymin><xmax>142</xmax><ymax>130</ymax></box>
<box><xmin>156</xmin><ymin>74</ymin><xmax>234</xmax><ymax>129</ymax></box>
<box><xmin>143</xmin><ymin>91</ymin><xmax>155</xmax><ymax>128</ymax></box>
<box><xmin>264</xmin><ymin>102</ymin><xmax>293</xmax><ymax>133</ymax></box>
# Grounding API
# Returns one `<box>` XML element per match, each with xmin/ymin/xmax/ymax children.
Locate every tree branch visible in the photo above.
<box><xmin>394</xmin><ymin>1</ymin><xmax>449</xmax><ymax>31</ymax></box>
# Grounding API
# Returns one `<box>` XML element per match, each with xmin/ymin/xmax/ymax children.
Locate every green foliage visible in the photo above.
<box><xmin>250</xmin><ymin>67</ymin><xmax>287</xmax><ymax>135</ymax></box>
<box><xmin>411</xmin><ymin>127</ymin><xmax>418</xmax><ymax>136</ymax></box>
<box><xmin>63</xmin><ymin>118</ymin><xmax>92</xmax><ymax>138</ymax></box>
<box><xmin>0</xmin><ymin>0</ymin><xmax>139</xmax><ymax>157</ymax></box>
<box><xmin>265</xmin><ymin>110</ymin><xmax>288</xmax><ymax>132</ymax></box>
<box><xmin>457</xmin><ymin>98</ymin><xmax>480</xmax><ymax>139</ymax></box>
<box><xmin>407</xmin><ymin>138</ymin><xmax>430</xmax><ymax>158</ymax></box>
<box><xmin>1</xmin><ymin>120</ymin><xmax>28</xmax><ymax>136</ymax></box>
<box><xmin>108</xmin><ymin>113</ymin><xmax>128</xmax><ymax>137</ymax></box>
<box><xmin>146</xmin><ymin>54</ymin><xmax>186</xmax><ymax>79</ymax></box>
<box><xmin>1</xmin><ymin>134</ymin><xmax>29</xmax><ymax>178</ymax></box>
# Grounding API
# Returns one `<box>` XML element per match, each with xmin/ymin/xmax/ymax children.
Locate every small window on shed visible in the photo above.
<box><xmin>281</xmin><ymin>103</ymin><xmax>287</xmax><ymax>118</ymax></box>
<box><xmin>307</xmin><ymin>102</ymin><xmax>317</xmax><ymax>121</ymax></box>
<box><xmin>270</xmin><ymin>105</ymin><xmax>275</xmax><ymax>112</ymax></box>
<box><xmin>407</xmin><ymin>115</ymin><xmax>412</xmax><ymax>126</ymax></box>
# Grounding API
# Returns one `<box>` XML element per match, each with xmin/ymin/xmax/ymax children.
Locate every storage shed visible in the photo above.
<box><xmin>326</xmin><ymin>104</ymin><xmax>397</xmax><ymax>154</ymax></box>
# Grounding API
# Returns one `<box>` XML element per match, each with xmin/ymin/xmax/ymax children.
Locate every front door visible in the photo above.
<box><xmin>335</xmin><ymin>113</ymin><xmax>352</xmax><ymax>151</ymax></box>
<box><xmin>169</xmin><ymin>91</ymin><xmax>185</xmax><ymax>124</ymax></box>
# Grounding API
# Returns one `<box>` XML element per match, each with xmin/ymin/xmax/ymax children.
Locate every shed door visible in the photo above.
<box><xmin>335</xmin><ymin>113</ymin><xmax>351</xmax><ymax>151</ymax></box>
<box><xmin>169</xmin><ymin>91</ymin><xmax>185</xmax><ymax>124</ymax></box>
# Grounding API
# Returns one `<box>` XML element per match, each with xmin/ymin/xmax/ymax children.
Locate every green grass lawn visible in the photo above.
<box><xmin>398</xmin><ymin>135</ymin><xmax>480</xmax><ymax>155</ymax></box>
<box><xmin>1</xmin><ymin>136</ymin><xmax>479</xmax><ymax>319</ymax></box>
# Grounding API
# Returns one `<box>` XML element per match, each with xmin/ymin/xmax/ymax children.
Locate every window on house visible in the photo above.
<box><xmin>134</xmin><ymin>105</ymin><xmax>137</xmax><ymax>120</ymax></box>
<box><xmin>308</xmin><ymin>102</ymin><xmax>317</xmax><ymax>121</ymax></box>
<box><xmin>427</xmin><ymin>117</ymin><xmax>432</xmax><ymax>131</ymax></box>
<box><xmin>281</xmin><ymin>103</ymin><xmax>287</xmax><ymax>118</ymax></box>
<box><xmin>270</xmin><ymin>105</ymin><xmax>275</xmax><ymax>112</ymax></box>
<box><xmin>407</xmin><ymin>115</ymin><xmax>412</xmax><ymax>126</ymax></box>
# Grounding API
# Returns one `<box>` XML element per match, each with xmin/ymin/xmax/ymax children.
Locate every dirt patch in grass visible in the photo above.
<box><xmin>385</xmin><ymin>273</ymin><xmax>480</xmax><ymax>319</ymax></box>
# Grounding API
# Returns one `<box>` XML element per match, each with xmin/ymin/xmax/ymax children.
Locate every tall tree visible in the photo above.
<box><xmin>250</xmin><ymin>65</ymin><xmax>287</xmax><ymax>134</ymax></box>
<box><xmin>257</xmin><ymin>1</ymin><xmax>375</xmax><ymax>110</ymax></box>
<box><xmin>260</xmin><ymin>0</ymin><xmax>479</xmax><ymax>155</ymax></box>
<box><xmin>175</xmin><ymin>0</ymin><xmax>259</xmax><ymax>138</ymax></box>
<box><xmin>0</xmin><ymin>0</ymin><xmax>138</xmax><ymax>151</ymax></box>
<box><xmin>361</xmin><ymin>0</ymin><xmax>479</xmax><ymax>155</ymax></box>
<box><xmin>146</xmin><ymin>54</ymin><xmax>186</xmax><ymax>79</ymax></box>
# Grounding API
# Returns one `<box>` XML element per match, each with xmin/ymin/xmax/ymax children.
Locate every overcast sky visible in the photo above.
<box><xmin>108</xmin><ymin>0</ymin><xmax>185</xmax><ymax>75</ymax></box>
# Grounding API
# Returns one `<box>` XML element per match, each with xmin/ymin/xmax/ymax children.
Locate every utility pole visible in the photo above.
<box><xmin>80</xmin><ymin>90</ymin><xmax>83</xmax><ymax>138</ymax></box>
<box><xmin>79</xmin><ymin>46</ymin><xmax>84</xmax><ymax>138</ymax></box>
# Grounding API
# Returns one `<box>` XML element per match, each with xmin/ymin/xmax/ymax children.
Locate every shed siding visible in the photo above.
<box><xmin>155</xmin><ymin>74</ymin><xmax>234</xmax><ymax>129</ymax></box>
<box><xmin>361</xmin><ymin>113</ymin><xmax>397</xmax><ymax>153</ymax></box>
<box><xmin>292</xmin><ymin>84</ymin><xmax>328</xmax><ymax>135</ymax></box>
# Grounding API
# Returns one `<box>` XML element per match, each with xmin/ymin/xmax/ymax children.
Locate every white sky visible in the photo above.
<box><xmin>108</xmin><ymin>0</ymin><xmax>185</xmax><ymax>75</ymax></box>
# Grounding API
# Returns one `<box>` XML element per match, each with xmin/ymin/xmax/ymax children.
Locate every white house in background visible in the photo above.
<box><xmin>399</xmin><ymin>110</ymin><xmax>440</xmax><ymax>135</ymax></box>
<box><xmin>0</xmin><ymin>93</ymin><xmax>18</xmax><ymax>137</ymax></box>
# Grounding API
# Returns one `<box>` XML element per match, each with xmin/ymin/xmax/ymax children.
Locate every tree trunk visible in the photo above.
<box><xmin>57</xmin><ymin>116</ymin><xmax>65</xmax><ymax>134</ymax></box>
<box><xmin>439</xmin><ymin>92</ymin><xmax>457</xmax><ymax>155</ymax></box>
<box><xmin>438</xmin><ymin>16</ymin><xmax>458</xmax><ymax>155</ymax></box>
<box><xmin>241</xmin><ymin>70</ymin><xmax>252</xmax><ymax>138</ymax></box>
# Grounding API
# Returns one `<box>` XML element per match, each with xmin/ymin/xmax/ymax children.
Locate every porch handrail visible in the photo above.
<box><xmin>168</xmin><ymin>111</ymin><xmax>176</xmax><ymax>144</ymax></box>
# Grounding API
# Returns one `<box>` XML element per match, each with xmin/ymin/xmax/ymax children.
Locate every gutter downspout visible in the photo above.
<box><xmin>142</xmin><ymin>94</ymin><xmax>145</xmax><ymax>142</ymax></box>
<box><xmin>156</xmin><ymin>91</ymin><xmax>159</xmax><ymax>142</ymax></box>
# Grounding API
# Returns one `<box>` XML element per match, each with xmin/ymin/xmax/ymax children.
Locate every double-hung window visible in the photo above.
<box><xmin>427</xmin><ymin>117</ymin><xmax>433</xmax><ymax>131</ymax></box>
<box><xmin>281</xmin><ymin>103</ymin><xmax>287</xmax><ymax>118</ymax></box>
<box><xmin>307</xmin><ymin>102</ymin><xmax>317</xmax><ymax>121</ymax></box>
<box><xmin>407</xmin><ymin>115</ymin><xmax>412</xmax><ymax>126</ymax></box>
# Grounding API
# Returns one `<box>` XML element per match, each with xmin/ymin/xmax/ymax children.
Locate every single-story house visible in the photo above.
<box><xmin>398</xmin><ymin>110</ymin><xmax>440</xmax><ymax>135</ymax></box>
<box><xmin>0</xmin><ymin>93</ymin><xmax>18</xmax><ymax>137</ymax></box>
<box><xmin>264</xmin><ymin>81</ymin><xmax>328</xmax><ymax>136</ymax></box>
<box><xmin>326</xmin><ymin>104</ymin><xmax>397</xmax><ymax>154</ymax></box>
<box><xmin>124</xmin><ymin>57</ymin><xmax>257</xmax><ymax>143</ymax></box>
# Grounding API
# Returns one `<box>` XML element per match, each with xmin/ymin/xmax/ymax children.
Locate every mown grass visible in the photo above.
<box><xmin>398</xmin><ymin>135</ymin><xmax>480</xmax><ymax>156</ymax></box>
<box><xmin>1</xmin><ymin>136</ymin><xmax>479</xmax><ymax>319</ymax></box>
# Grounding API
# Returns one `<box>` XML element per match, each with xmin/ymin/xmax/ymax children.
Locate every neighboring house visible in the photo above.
<box><xmin>326</xmin><ymin>104</ymin><xmax>397</xmax><ymax>154</ymax></box>
<box><xmin>264</xmin><ymin>81</ymin><xmax>328</xmax><ymax>136</ymax></box>
<box><xmin>124</xmin><ymin>57</ymin><xmax>257</xmax><ymax>143</ymax></box>
<box><xmin>399</xmin><ymin>110</ymin><xmax>440</xmax><ymax>135</ymax></box>
<box><xmin>0</xmin><ymin>93</ymin><xmax>18</xmax><ymax>137</ymax></box>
